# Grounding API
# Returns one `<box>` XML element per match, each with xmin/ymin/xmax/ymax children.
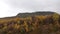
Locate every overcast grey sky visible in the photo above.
<box><xmin>0</xmin><ymin>0</ymin><xmax>60</xmax><ymax>18</ymax></box>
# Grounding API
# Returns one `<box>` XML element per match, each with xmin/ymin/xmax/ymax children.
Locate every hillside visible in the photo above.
<box><xmin>0</xmin><ymin>12</ymin><xmax>60</xmax><ymax>34</ymax></box>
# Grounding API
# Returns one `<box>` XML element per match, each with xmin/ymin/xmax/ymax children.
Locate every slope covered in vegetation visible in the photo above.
<box><xmin>0</xmin><ymin>12</ymin><xmax>60</xmax><ymax>34</ymax></box>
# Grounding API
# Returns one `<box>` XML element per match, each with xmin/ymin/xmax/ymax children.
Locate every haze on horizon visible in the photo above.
<box><xmin>0</xmin><ymin>0</ymin><xmax>60</xmax><ymax>18</ymax></box>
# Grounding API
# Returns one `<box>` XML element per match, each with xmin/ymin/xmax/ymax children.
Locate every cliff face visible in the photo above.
<box><xmin>16</xmin><ymin>11</ymin><xmax>55</xmax><ymax>18</ymax></box>
<box><xmin>0</xmin><ymin>12</ymin><xmax>60</xmax><ymax>34</ymax></box>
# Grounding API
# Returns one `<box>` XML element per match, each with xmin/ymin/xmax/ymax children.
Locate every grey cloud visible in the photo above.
<box><xmin>2</xmin><ymin>0</ymin><xmax>60</xmax><ymax>13</ymax></box>
<box><xmin>0</xmin><ymin>0</ymin><xmax>59</xmax><ymax>18</ymax></box>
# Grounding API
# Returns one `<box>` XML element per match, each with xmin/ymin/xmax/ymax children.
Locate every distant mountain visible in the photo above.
<box><xmin>16</xmin><ymin>11</ymin><xmax>56</xmax><ymax>18</ymax></box>
<box><xmin>0</xmin><ymin>11</ymin><xmax>58</xmax><ymax>19</ymax></box>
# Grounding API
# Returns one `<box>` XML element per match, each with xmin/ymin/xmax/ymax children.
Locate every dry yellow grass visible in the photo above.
<box><xmin>0</xmin><ymin>13</ymin><xmax>60</xmax><ymax>34</ymax></box>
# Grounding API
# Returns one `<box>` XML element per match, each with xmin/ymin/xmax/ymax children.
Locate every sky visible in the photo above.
<box><xmin>0</xmin><ymin>0</ymin><xmax>60</xmax><ymax>18</ymax></box>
